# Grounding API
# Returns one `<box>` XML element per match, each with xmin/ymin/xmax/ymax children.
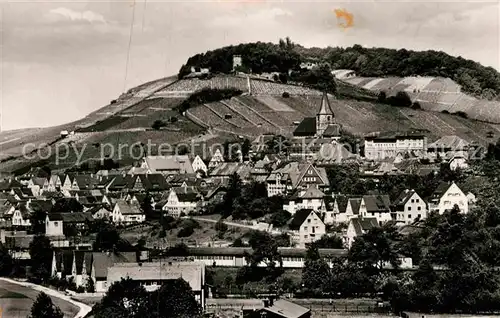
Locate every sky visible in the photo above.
<box><xmin>0</xmin><ymin>0</ymin><xmax>499</xmax><ymax>130</ymax></box>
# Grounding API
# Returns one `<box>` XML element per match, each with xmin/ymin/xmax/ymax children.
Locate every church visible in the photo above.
<box><xmin>293</xmin><ymin>92</ymin><xmax>341</xmax><ymax>139</ymax></box>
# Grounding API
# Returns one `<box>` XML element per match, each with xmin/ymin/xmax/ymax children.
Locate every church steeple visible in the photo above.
<box><xmin>316</xmin><ymin>92</ymin><xmax>335</xmax><ymax>137</ymax></box>
<box><xmin>318</xmin><ymin>91</ymin><xmax>334</xmax><ymax>116</ymax></box>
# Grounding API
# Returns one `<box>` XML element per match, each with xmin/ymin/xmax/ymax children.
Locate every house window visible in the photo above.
<box><xmin>54</xmin><ymin>222</ymin><xmax>58</xmax><ymax>226</ymax></box>
<box><xmin>416</xmin><ymin>199</ymin><xmax>420</xmax><ymax>203</ymax></box>
<box><xmin>304</xmin><ymin>226</ymin><xmax>308</xmax><ymax>230</ymax></box>
<box><xmin>408</xmin><ymin>215</ymin><xmax>412</xmax><ymax>219</ymax></box>
<box><xmin>418</xmin><ymin>214</ymin><xmax>421</xmax><ymax>218</ymax></box>
<box><xmin>307</xmin><ymin>219</ymin><xmax>311</xmax><ymax>223</ymax></box>
<box><xmin>411</xmin><ymin>199</ymin><xmax>414</xmax><ymax>203</ymax></box>
<box><xmin>417</xmin><ymin>206</ymin><xmax>421</xmax><ymax>211</ymax></box>
<box><xmin>407</xmin><ymin>207</ymin><xmax>411</xmax><ymax>211</ymax></box>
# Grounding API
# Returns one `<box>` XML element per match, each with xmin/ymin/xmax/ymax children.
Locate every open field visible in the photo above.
<box><xmin>0</xmin><ymin>280</ymin><xmax>80</xmax><ymax>318</ymax></box>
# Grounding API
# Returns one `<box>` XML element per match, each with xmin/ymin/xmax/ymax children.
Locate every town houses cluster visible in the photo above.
<box><xmin>0</xmin><ymin>93</ymin><xmax>478</xmax><ymax>300</ymax></box>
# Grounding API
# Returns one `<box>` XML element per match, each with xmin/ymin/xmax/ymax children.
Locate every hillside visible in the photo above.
<box><xmin>339</xmin><ymin>73</ymin><xmax>500</xmax><ymax>124</ymax></box>
<box><xmin>2</xmin><ymin>74</ymin><xmax>500</xmax><ymax>174</ymax></box>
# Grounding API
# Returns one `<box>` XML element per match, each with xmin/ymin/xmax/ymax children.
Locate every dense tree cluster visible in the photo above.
<box><xmin>326</xmin><ymin>162</ymin><xmax>463</xmax><ymax>200</ymax></box>
<box><xmin>180</xmin><ymin>41</ymin><xmax>500</xmax><ymax>98</ymax></box>
<box><xmin>28</xmin><ymin>292</ymin><xmax>64</xmax><ymax>318</ymax></box>
<box><xmin>211</xmin><ymin>174</ymin><xmax>285</xmax><ymax>220</ymax></box>
<box><xmin>178</xmin><ymin>40</ymin><xmax>301</xmax><ymax>78</ymax></box>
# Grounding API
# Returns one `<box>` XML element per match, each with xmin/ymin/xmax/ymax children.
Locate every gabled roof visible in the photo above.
<box><xmin>262</xmin><ymin>299</ymin><xmax>310</xmax><ymax>318</ymax></box>
<box><xmin>289</xmin><ymin>209</ymin><xmax>315</xmax><ymax>231</ymax></box>
<box><xmin>92</xmin><ymin>252</ymin><xmax>137</xmax><ymax>279</ymax></box>
<box><xmin>107</xmin><ymin>262</ymin><xmax>205</xmax><ymax>292</ymax></box>
<box><xmin>293</xmin><ymin>117</ymin><xmax>316</xmax><ymax>137</ymax></box>
<box><xmin>144</xmin><ymin>155</ymin><xmax>195</xmax><ymax>174</ymax></box>
<box><xmin>348</xmin><ymin>198</ymin><xmax>362</xmax><ymax>214</ymax></box>
<box><xmin>335</xmin><ymin>195</ymin><xmax>349</xmax><ymax>213</ymax></box>
<box><xmin>432</xmin><ymin>182</ymin><xmax>454</xmax><ymax>197</ymax></box>
<box><xmin>171</xmin><ymin>187</ymin><xmax>200</xmax><ymax>202</ymax></box>
<box><xmin>62</xmin><ymin>250</ymin><xmax>74</xmax><ymax>276</ymax></box>
<box><xmin>48</xmin><ymin>212</ymin><xmax>94</xmax><ymax>223</ymax></box>
<box><xmin>115</xmin><ymin>199</ymin><xmax>143</xmax><ymax>215</ymax></box>
<box><xmin>428</xmin><ymin>135</ymin><xmax>469</xmax><ymax>150</ymax></box>
<box><xmin>31</xmin><ymin>177</ymin><xmax>48</xmax><ymax>187</ymax></box>
<box><xmin>350</xmin><ymin>217</ymin><xmax>378</xmax><ymax>236</ymax></box>
<box><xmin>73</xmin><ymin>175</ymin><xmax>98</xmax><ymax>189</ymax></box>
<box><xmin>362</xmin><ymin>195</ymin><xmax>391</xmax><ymax>213</ymax></box>
<box><xmin>300</xmin><ymin>185</ymin><xmax>325</xmax><ymax>199</ymax></box>
<box><xmin>393</xmin><ymin>189</ymin><xmax>422</xmax><ymax>209</ymax></box>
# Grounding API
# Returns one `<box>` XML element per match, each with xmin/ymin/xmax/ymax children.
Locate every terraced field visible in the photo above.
<box><xmin>342</xmin><ymin>73</ymin><xmax>500</xmax><ymax>124</ymax></box>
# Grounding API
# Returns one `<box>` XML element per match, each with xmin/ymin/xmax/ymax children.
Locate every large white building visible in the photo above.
<box><xmin>364</xmin><ymin>131</ymin><xmax>427</xmax><ymax>161</ymax></box>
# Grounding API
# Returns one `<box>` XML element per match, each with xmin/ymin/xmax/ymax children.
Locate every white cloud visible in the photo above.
<box><xmin>48</xmin><ymin>7</ymin><xmax>107</xmax><ymax>24</ymax></box>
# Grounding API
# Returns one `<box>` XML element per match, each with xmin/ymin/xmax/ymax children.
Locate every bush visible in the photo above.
<box><xmin>455</xmin><ymin>111</ymin><xmax>468</xmax><ymax>118</ymax></box>
<box><xmin>152</xmin><ymin>120</ymin><xmax>167</xmax><ymax>130</ymax></box>
<box><xmin>411</xmin><ymin>102</ymin><xmax>421</xmax><ymax>110</ymax></box>
<box><xmin>282</xmin><ymin>92</ymin><xmax>290</xmax><ymax>98</ymax></box>
<box><xmin>387</xmin><ymin>91</ymin><xmax>412</xmax><ymax>107</ymax></box>
<box><xmin>441</xmin><ymin>110</ymin><xmax>450</xmax><ymax>114</ymax></box>
<box><xmin>377</xmin><ymin>91</ymin><xmax>387</xmax><ymax>103</ymax></box>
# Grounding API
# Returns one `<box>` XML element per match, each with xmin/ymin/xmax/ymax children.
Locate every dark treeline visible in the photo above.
<box><xmin>179</xmin><ymin>40</ymin><xmax>500</xmax><ymax>98</ymax></box>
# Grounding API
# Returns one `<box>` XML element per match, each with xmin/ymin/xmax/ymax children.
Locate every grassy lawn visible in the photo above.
<box><xmin>0</xmin><ymin>289</ymin><xmax>28</xmax><ymax>299</ymax></box>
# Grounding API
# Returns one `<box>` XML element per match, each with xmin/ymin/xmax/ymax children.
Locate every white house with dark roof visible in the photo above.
<box><xmin>427</xmin><ymin>135</ymin><xmax>470</xmax><ymax>160</ymax></box>
<box><xmin>255</xmin><ymin>299</ymin><xmax>311</xmax><ymax>318</ymax></box>
<box><xmin>335</xmin><ymin>197</ymin><xmax>362</xmax><ymax>223</ymax></box>
<box><xmin>266</xmin><ymin>162</ymin><xmax>329</xmax><ymax>197</ymax></box>
<box><xmin>345</xmin><ymin>217</ymin><xmax>378</xmax><ymax>248</ymax></box>
<box><xmin>392</xmin><ymin>189</ymin><xmax>427</xmax><ymax>225</ymax></box>
<box><xmin>359</xmin><ymin>195</ymin><xmax>392</xmax><ymax>225</ymax></box>
<box><xmin>283</xmin><ymin>185</ymin><xmax>326</xmax><ymax>215</ymax></box>
<box><xmin>89</xmin><ymin>252</ymin><xmax>137</xmax><ymax>292</ymax></box>
<box><xmin>429</xmin><ymin>181</ymin><xmax>468</xmax><ymax>214</ymax></box>
<box><xmin>162</xmin><ymin>187</ymin><xmax>201</xmax><ymax>218</ymax></box>
<box><xmin>112</xmin><ymin>199</ymin><xmax>145</xmax><ymax>224</ymax></box>
<box><xmin>289</xmin><ymin>209</ymin><xmax>326</xmax><ymax>247</ymax></box>
<box><xmin>364</xmin><ymin>131</ymin><xmax>427</xmax><ymax>161</ymax></box>
<box><xmin>45</xmin><ymin>212</ymin><xmax>94</xmax><ymax>236</ymax></box>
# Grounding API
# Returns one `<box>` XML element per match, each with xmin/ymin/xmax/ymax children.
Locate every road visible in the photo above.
<box><xmin>0</xmin><ymin>278</ymin><xmax>91</xmax><ymax>318</ymax></box>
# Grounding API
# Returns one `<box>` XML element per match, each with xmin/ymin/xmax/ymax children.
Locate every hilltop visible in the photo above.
<box><xmin>2</xmin><ymin>42</ymin><xmax>500</xmax><ymax>173</ymax></box>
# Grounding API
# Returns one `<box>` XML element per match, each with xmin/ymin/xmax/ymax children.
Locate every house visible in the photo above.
<box><xmin>87</xmin><ymin>205</ymin><xmax>112</xmax><ymax>220</ymax></box>
<box><xmin>45</xmin><ymin>212</ymin><xmax>94</xmax><ymax>236</ymax></box>
<box><xmin>71</xmin><ymin>175</ymin><xmax>98</xmax><ymax>191</ymax></box>
<box><xmin>162</xmin><ymin>187</ymin><xmax>201</xmax><ymax>218</ymax></box>
<box><xmin>12</xmin><ymin>204</ymin><xmax>31</xmax><ymax>227</ymax></box>
<box><xmin>359</xmin><ymin>195</ymin><xmax>392</xmax><ymax>225</ymax></box>
<box><xmin>106</xmin><ymin>261</ymin><xmax>206</xmax><ymax>308</ymax></box>
<box><xmin>289</xmin><ymin>209</ymin><xmax>326</xmax><ymax>247</ymax></box>
<box><xmin>71</xmin><ymin>251</ymin><xmax>92</xmax><ymax>288</ymax></box>
<box><xmin>429</xmin><ymin>182</ymin><xmax>469</xmax><ymax>214</ymax></box>
<box><xmin>364</xmin><ymin>130</ymin><xmax>427</xmax><ymax>161</ymax></box>
<box><xmin>61</xmin><ymin>174</ymin><xmax>75</xmax><ymax>191</ymax></box>
<box><xmin>249</xmin><ymin>299</ymin><xmax>311</xmax><ymax>318</ymax></box>
<box><xmin>208</xmin><ymin>149</ymin><xmax>225</xmax><ymax>169</ymax></box>
<box><xmin>51</xmin><ymin>250</ymin><xmax>75</xmax><ymax>279</ymax></box>
<box><xmin>330</xmin><ymin>195</ymin><xmax>353</xmax><ymax>223</ymax></box>
<box><xmin>208</xmin><ymin>163</ymin><xmax>252</xmax><ymax>183</ymax></box>
<box><xmin>392</xmin><ymin>189</ymin><xmax>427</xmax><ymax>225</ymax></box>
<box><xmin>266</xmin><ymin>162</ymin><xmax>329</xmax><ymax>197</ymax></box>
<box><xmin>28</xmin><ymin>177</ymin><xmax>49</xmax><ymax>196</ymax></box>
<box><xmin>427</xmin><ymin>135</ymin><xmax>470</xmax><ymax>160</ymax></box>
<box><xmin>191</xmin><ymin>155</ymin><xmax>208</xmax><ymax>175</ymax></box>
<box><xmin>112</xmin><ymin>199</ymin><xmax>145</xmax><ymax>224</ymax></box>
<box><xmin>140</xmin><ymin>156</ymin><xmax>195</xmax><ymax>175</ymax></box>
<box><xmin>344</xmin><ymin>217</ymin><xmax>378</xmax><ymax>248</ymax></box>
<box><xmin>48</xmin><ymin>175</ymin><xmax>63</xmax><ymax>191</ymax></box>
<box><xmin>283</xmin><ymin>185</ymin><xmax>326</xmax><ymax>215</ymax></box>
<box><xmin>89</xmin><ymin>252</ymin><xmax>137</xmax><ymax>292</ymax></box>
